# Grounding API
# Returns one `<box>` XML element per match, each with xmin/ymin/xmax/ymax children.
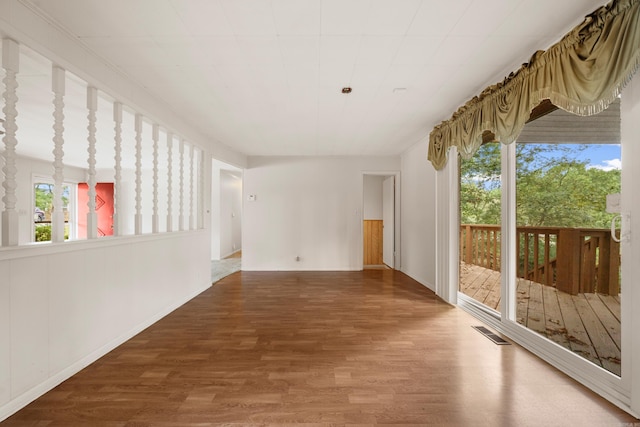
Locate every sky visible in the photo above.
<box><xmin>576</xmin><ymin>144</ymin><xmax>622</xmax><ymax>171</ymax></box>
<box><xmin>524</xmin><ymin>143</ymin><xmax>622</xmax><ymax>171</ymax></box>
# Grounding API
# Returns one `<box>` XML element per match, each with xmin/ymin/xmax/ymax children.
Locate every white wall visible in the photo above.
<box><xmin>242</xmin><ymin>156</ymin><xmax>400</xmax><ymax>271</ymax></box>
<box><xmin>363</xmin><ymin>175</ymin><xmax>384</xmax><ymax>220</ymax></box>
<box><xmin>0</xmin><ymin>231</ymin><xmax>211</xmax><ymax>421</ymax></box>
<box><xmin>399</xmin><ymin>139</ymin><xmax>437</xmax><ymax>290</ymax></box>
<box><xmin>210</xmin><ymin>162</ymin><xmax>221</xmax><ymax>260</ymax></box>
<box><xmin>220</xmin><ymin>170</ymin><xmax>242</xmax><ymax>258</ymax></box>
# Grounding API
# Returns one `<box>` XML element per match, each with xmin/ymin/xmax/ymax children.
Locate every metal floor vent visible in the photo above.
<box><xmin>472</xmin><ymin>326</ymin><xmax>510</xmax><ymax>345</ymax></box>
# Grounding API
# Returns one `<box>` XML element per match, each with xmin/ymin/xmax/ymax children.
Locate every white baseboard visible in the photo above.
<box><xmin>399</xmin><ymin>267</ymin><xmax>436</xmax><ymax>292</ymax></box>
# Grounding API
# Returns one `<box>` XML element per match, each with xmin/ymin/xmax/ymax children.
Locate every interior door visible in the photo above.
<box><xmin>77</xmin><ymin>182</ymin><xmax>114</xmax><ymax>238</ymax></box>
<box><xmin>382</xmin><ymin>176</ymin><xmax>395</xmax><ymax>268</ymax></box>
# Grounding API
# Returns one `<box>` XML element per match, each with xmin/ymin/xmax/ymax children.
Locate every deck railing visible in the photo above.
<box><xmin>460</xmin><ymin>224</ymin><xmax>620</xmax><ymax>295</ymax></box>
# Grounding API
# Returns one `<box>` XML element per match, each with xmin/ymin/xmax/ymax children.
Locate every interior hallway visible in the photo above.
<box><xmin>4</xmin><ymin>270</ymin><xmax>636</xmax><ymax>426</ymax></box>
<box><xmin>210</xmin><ymin>251</ymin><xmax>242</xmax><ymax>284</ymax></box>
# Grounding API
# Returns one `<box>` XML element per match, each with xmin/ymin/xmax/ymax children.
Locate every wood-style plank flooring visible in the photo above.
<box><xmin>460</xmin><ymin>262</ymin><xmax>621</xmax><ymax>375</ymax></box>
<box><xmin>4</xmin><ymin>270</ymin><xmax>637</xmax><ymax>426</ymax></box>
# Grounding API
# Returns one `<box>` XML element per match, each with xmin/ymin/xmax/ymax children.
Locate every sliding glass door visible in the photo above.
<box><xmin>459</xmin><ymin>100</ymin><xmax>623</xmax><ymax>377</ymax></box>
<box><xmin>514</xmin><ymin>119</ymin><xmax>622</xmax><ymax>376</ymax></box>
<box><xmin>459</xmin><ymin>142</ymin><xmax>502</xmax><ymax>313</ymax></box>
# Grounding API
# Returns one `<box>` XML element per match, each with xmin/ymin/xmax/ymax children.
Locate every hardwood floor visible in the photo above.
<box><xmin>4</xmin><ymin>270</ymin><xmax>637</xmax><ymax>426</ymax></box>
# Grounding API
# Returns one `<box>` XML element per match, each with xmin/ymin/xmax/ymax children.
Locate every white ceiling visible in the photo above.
<box><xmin>7</xmin><ymin>0</ymin><xmax>608</xmax><ymax>165</ymax></box>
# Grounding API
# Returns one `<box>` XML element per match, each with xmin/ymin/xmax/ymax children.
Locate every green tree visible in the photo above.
<box><xmin>35</xmin><ymin>183</ymin><xmax>54</xmax><ymax>211</ymax></box>
<box><xmin>460</xmin><ymin>143</ymin><xmax>620</xmax><ymax>229</ymax></box>
<box><xmin>34</xmin><ymin>183</ymin><xmax>70</xmax><ymax>218</ymax></box>
<box><xmin>460</xmin><ymin>142</ymin><xmax>502</xmax><ymax>225</ymax></box>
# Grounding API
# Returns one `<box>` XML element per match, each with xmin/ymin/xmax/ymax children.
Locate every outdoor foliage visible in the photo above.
<box><xmin>35</xmin><ymin>183</ymin><xmax>54</xmax><ymax>212</ymax></box>
<box><xmin>34</xmin><ymin>225</ymin><xmax>70</xmax><ymax>242</ymax></box>
<box><xmin>34</xmin><ymin>225</ymin><xmax>51</xmax><ymax>242</ymax></box>
<box><xmin>460</xmin><ymin>143</ymin><xmax>621</xmax><ymax>229</ymax></box>
<box><xmin>34</xmin><ymin>183</ymin><xmax>72</xmax><ymax>242</ymax></box>
<box><xmin>459</xmin><ymin>143</ymin><xmax>502</xmax><ymax>225</ymax></box>
<box><xmin>34</xmin><ymin>183</ymin><xmax>69</xmax><ymax>215</ymax></box>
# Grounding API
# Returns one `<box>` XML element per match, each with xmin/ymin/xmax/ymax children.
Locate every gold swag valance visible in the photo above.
<box><xmin>428</xmin><ymin>0</ymin><xmax>640</xmax><ymax>170</ymax></box>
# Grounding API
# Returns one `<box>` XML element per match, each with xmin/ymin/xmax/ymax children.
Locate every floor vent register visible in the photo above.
<box><xmin>472</xmin><ymin>326</ymin><xmax>511</xmax><ymax>345</ymax></box>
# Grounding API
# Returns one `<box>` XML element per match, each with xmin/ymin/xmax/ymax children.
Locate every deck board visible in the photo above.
<box><xmin>541</xmin><ymin>285</ymin><xmax>571</xmax><ymax>349</ymax></box>
<box><xmin>556</xmin><ymin>291</ymin><xmax>601</xmax><ymax>368</ymax></box>
<box><xmin>572</xmin><ymin>295</ymin><xmax>621</xmax><ymax>373</ymax></box>
<box><xmin>482</xmin><ymin>270</ymin><xmax>502</xmax><ymax>310</ymax></box>
<box><xmin>584</xmin><ymin>293</ymin><xmax>621</xmax><ymax>350</ymax></box>
<box><xmin>460</xmin><ymin>262</ymin><xmax>620</xmax><ymax>376</ymax></box>
<box><xmin>525</xmin><ymin>281</ymin><xmax>546</xmax><ymax>336</ymax></box>
<box><xmin>463</xmin><ymin>264</ymin><xmax>491</xmax><ymax>300</ymax></box>
<box><xmin>515</xmin><ymin>278</ymin><xmax>530</xmax><ymax>325</ymax></box>
<box><xmin>598</xmin><ymin>294</ymin><xmax>621</xmax><ymax>323</ymax></box>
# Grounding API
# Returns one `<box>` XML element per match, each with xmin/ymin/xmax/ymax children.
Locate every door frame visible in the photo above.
<box><xmin>382</xmin><ymin>175</ymin><xmax>395</xmax><ymax>268</ymax></box>
<box><xmin>361</xmin><ymin>171</ymin><xmax>401</xmax><ymax>270</ymax></box>
<box><xmin>211</xmin><ymin>158</ymin><xmax>243</xmax><ymax>261</ymax></box>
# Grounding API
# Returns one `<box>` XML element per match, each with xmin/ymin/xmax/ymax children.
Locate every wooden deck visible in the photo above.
<box><xmin>460</xmin><ymin>262</ymin><xmax>621</xmax><ymax>376</ymax></box>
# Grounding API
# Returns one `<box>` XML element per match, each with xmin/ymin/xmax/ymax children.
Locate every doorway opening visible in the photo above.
<box><xmin>362</xmin><ymin>173</ymin><xmax>399</xmax><ymax>270</ymax></box>
<box><xmin>211</xmin><ymin>159</ymin><xmax>243</xmax><ymax>283</ymax></box>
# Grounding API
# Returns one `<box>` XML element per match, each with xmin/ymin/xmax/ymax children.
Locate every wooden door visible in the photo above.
<box><xmin>363</xmin><ymin>220</ymin><xmax>383</xmax><ymax>265</ymax></box>
<box><xmin>77</xmin><ymin>182</ymin><xmax>114</xmax><ymax>238</ymax></box>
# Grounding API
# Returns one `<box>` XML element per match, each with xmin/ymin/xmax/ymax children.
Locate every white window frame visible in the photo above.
<box><xmin>32</xmin><ymin>175</ymin><xmax>77</xmax><ymax>242</ymax></box>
